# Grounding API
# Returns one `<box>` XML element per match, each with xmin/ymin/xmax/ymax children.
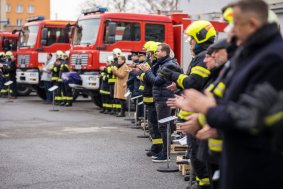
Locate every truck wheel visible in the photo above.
<box><xmin>36</xmin><ymin>86</ymin><xmax>46</xmax><ymax>100</ymax></box>
<box><xmin>16</xmin><ymin>84</ymin><xmax>32</xmax><ymax>96</ymax></box>
<box><xmin>92</xmin><ymin>93</ymin><xmax>102</xmax><ymax>108</ymax></box>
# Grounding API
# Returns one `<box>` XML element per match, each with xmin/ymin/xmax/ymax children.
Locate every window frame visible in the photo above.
<box><xmin>103</xmin><ymin>20</ymin><xmax>141</xmax><ymax>44</ymax></box>
<box><xmin>145</xmin><ymin>23</ymin><xmax>165</xmax><ymax>42</ymax></box>
<box><xmin>16</xmin><ymin>4</ymin><xmax>23</xmax><ymax>13</ymax></box>
<box><xmin>6</xmin><ymin>4</ymin><xmax>11</xmax><ymax>12</ymax></box>
<box><xmin>16</xmin><ymin>19</ymin><xmax>23</xmax><ymax>26</ymax></box>
<box><xmin>44</xmin><ymin>27</ymin><xmax>70</xmax><ymax>46</ymax></box>
<box><xmin>27</xmin><ymin>5</ymin><xmax>35</xmax><ymax>14</ymax></box>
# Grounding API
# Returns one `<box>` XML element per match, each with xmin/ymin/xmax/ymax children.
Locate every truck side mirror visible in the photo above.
<box><xmin>12</xmin><ymin>29</ymin><xmax>18</xmax><ymax>34</ymax></box>
<box><xmin>107</xmin><ymin>22</ymin><xmax>116</xmax><ymax>44</ymax></box>
<box><xmin>41</xmin><ymin>28</ymin><xmax>48</xmax><ymax>46</ymax></box>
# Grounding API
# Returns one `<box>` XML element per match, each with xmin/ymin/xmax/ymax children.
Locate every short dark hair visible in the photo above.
<box><xmin>230</xmin><ymin>0</ymin><xmax>268</xmax><ymax>24</ymax></box>
<box><xmin>48</xmin><ymin>53</ymin><xmax>53</xmax><ymax>57</ymax></box>
<box><xmin>158</xmin><ymin>43</ymin><xmax>171</xmax><ymax>55</ymax></box>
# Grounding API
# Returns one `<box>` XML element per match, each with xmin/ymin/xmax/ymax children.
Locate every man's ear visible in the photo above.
<box><xmin>249</xmin><ymin>16</ymin><xmax>262</xmax><ymax>30</ymax></box>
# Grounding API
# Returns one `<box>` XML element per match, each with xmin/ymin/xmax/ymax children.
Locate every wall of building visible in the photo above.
<box><xmin>0</xmin><ymin>0</ymin><xmax>7</xmax><ymax>30</ymax></box>
<box><xmin>4</xmin><ymin>0</ymin><xmax>50</xmax><ymax>31</ymax></box>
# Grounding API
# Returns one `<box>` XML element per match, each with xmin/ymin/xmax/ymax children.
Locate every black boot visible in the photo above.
<box><xmin>116</xmin><ymin>109</ymin><xmax>125</xmax><ymax>117</ymax></box>
<box><xmin>146</xmin><ymin>144</ymin><xmax>162</xmax><ymax>157</ymax></box>
<box><xmin>65</xmin><ymin>102</ymin><xmax>72</xmax><ymax>107</ymax></box>
<box><xmin>117</xmin><ymin>100</ymin><xmax>126</xmax><ymax>117</ymax></box>
<box><xmin>110</xmin><ymin>109</ymin><xmax>116</xmax><ymax>115</ymax></box>
<box><xmin>100</xmin><ymin>108</ymin><xmax>106</xmax><ymax>113</ymax></box>
<box><xmin>104</xmin><ymin>109</ymin><xmax>111</xmax><ymax>114</ymax></box>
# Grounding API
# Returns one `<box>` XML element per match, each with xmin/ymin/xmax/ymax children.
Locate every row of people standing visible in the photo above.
<box><xmin>156</xmin><ymin>1</ymin><xmax>283</xmax><ymax>189</ymax></box>
<box><xmin>99</xmin><ymin>49</ymin><xmax>129</xmax><ymax>117</ymax></box>
<box><xmin>97</xmin><ymin>1</ymin><xmax>283</xmax><ymax>189</ymax></box>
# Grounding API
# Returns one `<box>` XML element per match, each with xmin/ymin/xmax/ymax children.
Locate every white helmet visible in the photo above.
<box><xmin>64</xmin><ymin>51</ymin><xmax>70</xmax><ymax>58</ymax></box>
<box><xmin>5</xmin><ymin>51</ymin><xmax>13</xmax><ymax>57</ymax></box>
<box><xmin>268</xmin><ymin>10</ymin><xmax>280</xmax><ymax>27</ymax></box>
<box><xmin>169</xmin><ymin>49</ymin><xmax>175</xmax><ymax>59</ymax></box>
<box><xmin>0</xmin><ymin>52</ymin><xmax>5</xmax><ymax>57</ymax></box>
<box><xmin>112</xmin><ymin>48</ymin><xmax>122</xmax><ymax>56</ymax></box>
<box><xmin>56</xmin><ymin>50</ymin><xmax>63</xmax><ymax>59</ymax></box>
<box><xmin>107</xmin><ymin>56</ymin><xmax>114</xmax><ymax>63</ymax></box>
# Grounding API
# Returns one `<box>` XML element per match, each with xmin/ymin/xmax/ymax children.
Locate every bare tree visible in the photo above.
<box><xmin>142</xmin><ymin>0</ymin><xmax>179</xmax><ymax>13</ymax></box>
<box><xmin>81</xmin><ymin>0</ymin><xmax>179</xmax><ymax>14</ymax></box>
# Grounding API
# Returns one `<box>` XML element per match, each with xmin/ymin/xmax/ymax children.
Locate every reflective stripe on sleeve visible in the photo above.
<box><xmin>176</xmin><ymin>74</ymin><xmax>188</xmax><ymax>89</ymax></box>
<box><xmin>191</xmin><ymin>66</ymin><xmax>211</xmax><ymax>78</ymax></box>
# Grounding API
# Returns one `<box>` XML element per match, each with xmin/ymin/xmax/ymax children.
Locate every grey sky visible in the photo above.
<box><xmin>50</xmin><ymin>0</ymin><xmax>85</xmax><ymax>21</ymax></box>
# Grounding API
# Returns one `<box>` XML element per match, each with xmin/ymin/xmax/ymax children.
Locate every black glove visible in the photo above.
<box><xmin>158</xmin><ymin>63</ymin><xmax>182</xmax><ymax>81</ymax></box>
<box><xmin>227</xmin><ymin>83</ymin><xmax>279</xmax><ymax>132</ymax></box>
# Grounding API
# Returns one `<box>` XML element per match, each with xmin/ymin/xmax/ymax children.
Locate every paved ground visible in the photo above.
<box><xmin>0</xmin><ymin>95</ymin><xmax>188</xmax><ymax>189</ymax></box>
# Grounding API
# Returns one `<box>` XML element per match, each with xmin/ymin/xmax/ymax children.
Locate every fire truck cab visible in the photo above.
<box><xmin>16</xmin><ymin>16</ymin><xmax>74</xmax><ymax>99</ymax></box>
<box><xmin>70</xmin><ymin>8</ymin><xmax>227</xmax><ymax>106</ymax></box>
<box><xmin>0</xmin><ymin>32</ymin><xmax>18</xmax><ymax>52</ymax></box>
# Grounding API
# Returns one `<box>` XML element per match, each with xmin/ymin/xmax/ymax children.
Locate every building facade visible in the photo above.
<box><xmin>0</xmin><ymin>0</ymin><xmax>50</xmax><ymax>31</ymax></box>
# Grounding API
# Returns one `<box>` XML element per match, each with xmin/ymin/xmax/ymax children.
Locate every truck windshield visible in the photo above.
<box><xmin>20</xmin><ymin>25</ymin><xmax>39</xmax><ymax>47</ymax></box>
<box><xmin>73</xmin><ymin>18</ymin><xmax>100</xmax><ymax>45</ymax></box>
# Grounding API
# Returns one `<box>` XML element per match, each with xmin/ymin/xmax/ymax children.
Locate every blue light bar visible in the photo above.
<box><xmin>26</xmin><ymin>16</ymin><xmax>45</xmax><ymax>22</ymax></box>
<box><xmin>82</xmin><ymin>7</ymin><xmax>108</xmax><ymax>15</ymax></box>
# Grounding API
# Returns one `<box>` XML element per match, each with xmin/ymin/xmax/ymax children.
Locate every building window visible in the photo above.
<box><xmin>16</xmin><ymin>19</ymin><xmax>23</xmax><ymax>26</ymax></box>
<box><xmin>27</xmin><ymin>5</ymin><xmax>34</xmax><ymax>13</ymax></box>
<box><xmin>6</xmin><ymin>4</ymin><xmax>11</xmax><ymax>12</ymax></box>
<box><xmin>16</xmin><ymin>4</ymin><xmax>23</xmax><ymax>13</ymax></box>
<box><xmin>6</xmin><ymin>18</ymin><xmax>10</xmax><ymax>25</ymax></box>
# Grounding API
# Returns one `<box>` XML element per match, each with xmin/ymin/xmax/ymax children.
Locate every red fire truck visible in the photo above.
<box><xmin>69</xmin><ymin>8</ymin><xmax>227</xmax><ymax>106</ymax></box>
<box><xmin>15</xmin><ymin>16</ymin><xmax>74</xmax><ymax>99</ymax></box>
<box><xmin>0</xmin><ymin>31</ymin><xmax>33</xmax><ymax>96</ymax></box>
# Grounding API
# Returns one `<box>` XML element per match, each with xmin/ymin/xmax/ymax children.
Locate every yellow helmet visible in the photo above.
<box><xmin>0</xmin><ymin>52</ymin><xmax>5</xmax><ymax>57</ymax></box>
<box><xmin>148</xmin><ymin>42</ymin><xmax>161</xmax><ymax>53</ymax></box>
<box><xmin>223</xmin><ymin>7</ymin><xmax>233</xmax><ymax>24</ymax></box>
<box><xmin>185</xmin><ymin>20</ymin><xmax>216</xmax><ymax>44</ymax></box>
<box><xmin>5</xmin><ymin>51</ymin><xmax>13</xmax><ymax>57</ymax></box>
<box><xmin>143</xmin><ymin>41</ymin><xmax>155</xmax><ymax>51</ymax></box>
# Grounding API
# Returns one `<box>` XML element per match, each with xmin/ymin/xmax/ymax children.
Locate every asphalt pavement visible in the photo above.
<box><xmin>0</xmin><ymin>95</ymin><xmax>188</xmax><ymax>189</ymax></box>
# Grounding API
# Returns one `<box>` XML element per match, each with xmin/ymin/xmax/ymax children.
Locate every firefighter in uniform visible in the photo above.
<box><xmin>0</xmin><ymin>52</ymin><xmax>7</xmax><ymax>97</ymax></box>
<box><xmin>138</xmin><ymin>42</ymin><xmax>163</xmax><ymax>157</ymax></box>
<box><xmin>160</xmin><ymin>21</ymin><xmax>216</xmax><ymax>188</ymax></box>
<box><xmin>99</xmin><ymin>56</ymin><xmax>113</xmax><ymax>113</ymax></box>
<box><xmin>51</xmin><ymin>51</ymin><xmax>63</xmax><ymax>105</ymax></box>
<box><xmin>0</xmin><ymin>51</ymin><xmax>15</xmax><ymax>97</ymax></box>
<box><xmin>5</xmin><ymin>51</ymin><xmax>17</xmax><ymax>98</ymax></box>
<box><xmin>59</xmin><ymin>52</ymin><xmax>71</xmax><ymax>106</ymax></box>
